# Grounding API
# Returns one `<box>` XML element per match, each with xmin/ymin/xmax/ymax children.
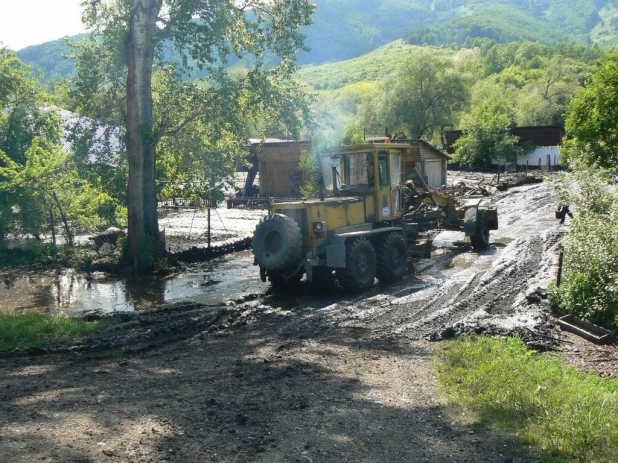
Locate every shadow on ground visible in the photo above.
<box><xmin>0</xmin><ymin>301</ymin><xmax>541</xmax><ymax>463</ymax></box>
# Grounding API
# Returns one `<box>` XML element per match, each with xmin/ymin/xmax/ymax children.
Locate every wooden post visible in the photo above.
<box><xmin>557</xmin><ymin>250</ymin><xmax>564</xmax><ymax>287</ymax></box>
<box><xmin>538</xmin><ymin>157</ymin><xmax>542</xmax><ymax>171</ymax></box>
<box><xmin>526</xmin><ymin>159</ymin><xmax>529</xmax><ymax>175</ymax></box>
<box><xmin>497</xmin><ymin>164</ymin><xmax>500</xmax><ymax>184</ymax></box>
<box><xmin>207</xmin><ymin>207</ymin><xmax>211</xmax><ymax>249</ymax></box>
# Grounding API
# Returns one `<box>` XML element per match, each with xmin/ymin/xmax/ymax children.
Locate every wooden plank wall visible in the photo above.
<box><xmin>256</xmin><ymin>142</ymin><xmax>311</xmax><ymax>197</ymax></box>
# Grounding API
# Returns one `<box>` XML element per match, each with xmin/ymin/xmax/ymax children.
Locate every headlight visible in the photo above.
<box><xmin>313</xmin><ymin>221</ymin><xmax>324</xmax><ymax>232</ymax></box>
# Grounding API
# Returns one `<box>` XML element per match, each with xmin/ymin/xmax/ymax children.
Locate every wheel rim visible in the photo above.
<box><xmin>263</xmin><ymin>230</ymin><xmax>282</xmax><ymax>256</ymax></box>
<box><xmin>388</xmin><ymin>247</ymin><xmax>404</xmax><ymax>267</ymax></box>
<box><xmin>356</xmin><ymin>254</ymin><xmax>370</xmax><ymax>276</ymax></box>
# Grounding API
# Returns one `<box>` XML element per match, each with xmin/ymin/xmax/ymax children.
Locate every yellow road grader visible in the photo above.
<box><xmin>252</xmin><ymin>141</ymin><xmax>498</xmax><ymax>291</ymax></box>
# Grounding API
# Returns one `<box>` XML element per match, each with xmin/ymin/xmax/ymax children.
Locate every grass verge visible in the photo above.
<box><xmin>434</xmin><ymin>336</ymin><xmax>618</xmax><ymax>463</ymax></box>
<box><xmin>0</xmin><ymin>312</ymin><xmax>119</xmax><ymax>351</ymax></box>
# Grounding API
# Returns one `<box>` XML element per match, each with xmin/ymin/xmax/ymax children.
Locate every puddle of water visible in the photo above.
<box><xmin>0</xmin><ymin>251</ymin><xmax>267</xmax><ymax>315</ymax></box>
<box><xmin>449</xmin><ymin>253</ymin><xmax>493</xmax><ymax>272</ymax></box>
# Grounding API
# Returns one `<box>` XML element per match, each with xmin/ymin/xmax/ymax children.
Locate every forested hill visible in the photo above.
<box><xmin>15</xmin><ymin>0</ymin><xmax>618</xmax><ymax>80</ymax></box>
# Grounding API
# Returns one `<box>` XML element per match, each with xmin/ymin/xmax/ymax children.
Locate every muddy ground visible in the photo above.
<box><xmin>1</xmin><ymin>175</ymin><xmax>616</xmax><ymax>462</ymax></box>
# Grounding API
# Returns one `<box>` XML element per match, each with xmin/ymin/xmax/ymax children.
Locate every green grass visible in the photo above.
<box><xmin>0</xmin><ymin>313</ymin><xmax>119</xmax><ymax>351</ymax></box>
<box><xmin>434</xmin><ymin>336</ymin><xmax>618</xmax><ymax>463</ymax></box>
<box><xmin>0</xmin><ymin>241</ymin><xmax>96</xmax><ymax>271</ymax></box>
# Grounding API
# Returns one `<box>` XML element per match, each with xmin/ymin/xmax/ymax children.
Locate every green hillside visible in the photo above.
<box><xmin>297</xmin><ymin>40</ymin><xmax>455</xmax><ymax>90</ymax></box>
<box><xmin>16</xmin><ymin>34</ymin><xmax>87</xmax><ymax>81</ymax></box>
<box><xmin>404</xmin><ymin>6</ymin><xmax>574</xmax><ymax>47</ymax></box>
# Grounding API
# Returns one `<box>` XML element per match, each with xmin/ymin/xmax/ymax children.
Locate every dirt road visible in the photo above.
<box><xmin>0</xmin><ymin>179</ymin><xmax>566</xmax><ymax>462</ymax></box>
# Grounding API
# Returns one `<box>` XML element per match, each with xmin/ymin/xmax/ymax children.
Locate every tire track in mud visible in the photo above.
<box><xmin>311</xmin><ymin>182</ymin><xmax>566</xmax><ymax>348</ymax></box>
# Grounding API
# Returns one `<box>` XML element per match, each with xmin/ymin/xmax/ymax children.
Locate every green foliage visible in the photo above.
<box><xmin>404</xmin><ymin>6</ymin><xmax>572</xmax><ymax>48</ymax></box>
<box><xmin>298</xmin><ymin>41</ymin><xmax>455</xmax><ymax>91</ymax></box>
<box><xmin>16</xmin><ymin>35</ymin><xmax>88</xmax><ymax>82</ymax></box>
<box><xmin>300</xmin><ymin>40</ymin><xmax>595</xmax><ymax>160</ymax></box>
<box><xmin>550</xmin><ymin>166</ymin><xmax>618</xmax><ymax>331</ymax></box>
<box><xmin>0</xmin><ymin>47</ymin><xmax>125</xmax><ymax>245</ymax></box>
<box><xmin>563</xmin><ymin>53</ymin><xmax>618</xmax><ymax>168</ymax></box>
<box><xmin>0</xmin><ymin>312</ymin><xmax>118</xmax><ymax>351</ymax></box>
<box><xmin>360</xmin><ymin>50</ymin><xmax>468</xmax><ymax>141</ymax></box>
<box><xmin>17</xmin><ymin>0</ymin><xmax>612</xmax><ymax>81</ymax></box>
<box><xmin>73</xmin><ymin>0</ymin><xmax>315</xmax><ymax>205</ymax></box>
<box><xmin>298</xmin><ymin>148</ymin><xmax>321</xmax><ymax>199</ymax></box>
<box><xmin>451</xmin><ymin>80</ymin><xmax>519</xmax><ymax>168</ymax></box>
<box><xmin>435</xmin><ymin>335</ymin><xmax>618</xmax><ymax>462</ymax></box>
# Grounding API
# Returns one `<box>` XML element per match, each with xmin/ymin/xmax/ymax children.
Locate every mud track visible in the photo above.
<box><xmin>0</xmin><ymin>181</ymin><xmax>573</xmax><ymax>462</ymax></box>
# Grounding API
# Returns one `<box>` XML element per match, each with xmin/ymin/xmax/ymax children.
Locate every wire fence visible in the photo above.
<box><xmin>159</xmin><ymin>202</ymin><xmax>265</xmax><ymax>254</ymax></box>
<box><xmin>1</xmin><ymin>199</ymin><xmax>268</xmax><ymax>258</ymax></box>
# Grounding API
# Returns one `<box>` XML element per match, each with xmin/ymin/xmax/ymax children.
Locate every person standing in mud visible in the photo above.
<box><xmin>555</xmin><ymin>188</ymin><xmax>574</xmax><ymax>224</ymax></box>
<box><xmin>557</xmin><ymin>204</ymin><xmax>574</xmax><ymax>224</ymax></box>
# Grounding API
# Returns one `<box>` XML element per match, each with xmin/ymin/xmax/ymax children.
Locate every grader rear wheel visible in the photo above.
<box><xmin>376</xmin><ymin>232</ymin><xmax>408</xmax><ymax>283</ymax></box>
<box><xmin>336</xmin><ymin>238</ymin><xmax>377</xmax><ymax>292</ymax></box>
<box><xmin>470</xmin><ymin>211</ymin><xmax>490</xmax><ymax>250</ymax></box>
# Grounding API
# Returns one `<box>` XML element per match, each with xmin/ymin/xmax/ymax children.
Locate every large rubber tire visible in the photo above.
<box><xmin>470</xmin><ymin>211</ymin><xmax>490</xmax><ymax>250</ymax></box>
<box><xmin>336</xmin><ymin>238</ymin><xmax>377</xmax><ymax>292</ymax></box>
<box><xmin>376</xmin><ymin>232</ymin><xmax>408</xmax><ymax>283</ymax></box>
<box><xmin>253</xmin><ymin>214</ymin><xmax>302</xmax><ymax>271</ymax></box>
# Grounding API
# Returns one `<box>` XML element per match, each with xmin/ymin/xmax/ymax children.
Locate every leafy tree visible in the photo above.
<box><xmin>362</xmin><ymin>51</ymin><xmax>468</xmax><ymax>141</ymax></box>
<box><xmin>74</xmin><ymin>0</ymin><xmax>315</xmax><ymax>272</ymax></box>
<box><xmin>515</xmin><ymin>58</ymin><xmax>581</xmax><ymax>127</ymax></box>
<box><xmin>563</xmin><ymin>53</ymin><xmax>618</xmax><ymax>168</ymax></box>
<box><xmin>0</xmin><ymin>48</ymin><xmax>62</xmax><ymax>241</ymax></box>
<box><xmin>452</xmin><ymin>80</ymin><xmax>518</xmax><ymax>168</ymax></box>
<box><xmin>0</xmin><ymin>48</ymin><xmax>120</xmax><ymax>245</ymax></box>
<box><xmin>550</xmin><ymin>164</ymin><xmax>618</xmax><ymax>331</ymax></box>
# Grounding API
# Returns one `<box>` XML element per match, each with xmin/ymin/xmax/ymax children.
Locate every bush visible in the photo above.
<box><xmin>550</xmin><ymin>166</ymin><xmax>618</xmax><ymax>331</ymax></box>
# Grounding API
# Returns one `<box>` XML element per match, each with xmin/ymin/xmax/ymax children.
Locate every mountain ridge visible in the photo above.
<box><xmin>13</xmin><ymin>0</ymin><xmax>618</xmax><ymax>81</ymax></box>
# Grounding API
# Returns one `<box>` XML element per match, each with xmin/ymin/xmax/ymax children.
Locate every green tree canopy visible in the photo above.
<box><xmin>72</xmin><ymin>0</ymin><xmax>315</xmax><ymax>271</ymax></box>
<box><xmin>451</xmin><ymin>80</ymin><xmax>518</xmax><ymax>168</ymax></box>
<box><xmin>360</xmin><ymin>51</ymin><xmax>468</xmax><ymax>142</ymax></box>
<box><xmin>0</xmin><ymin>48</ymin><xmax>121</xmax><ymax>243</ymax></box>
<box><xmin>563</xmin><ymin>53</ymin><xmax>618</xmax><ymax>168</ymax></box>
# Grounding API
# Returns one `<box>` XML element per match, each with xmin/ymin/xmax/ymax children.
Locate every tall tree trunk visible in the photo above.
<box><xmin>126</xmin><ymin>0</ymin><xmax>163</xmax><ymax>273</ymax></box>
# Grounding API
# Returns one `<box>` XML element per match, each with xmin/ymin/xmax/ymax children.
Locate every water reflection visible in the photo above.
<box><xmin>0</xmin><ymin>251</ymin><xmax>266</xmax><ymax>315</ymax></box>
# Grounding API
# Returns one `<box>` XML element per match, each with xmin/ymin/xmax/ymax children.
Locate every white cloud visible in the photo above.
<box><xmin>0</xmin><ymin>0</ymin><xmax>87</xmax><ymax>51</ymax></box>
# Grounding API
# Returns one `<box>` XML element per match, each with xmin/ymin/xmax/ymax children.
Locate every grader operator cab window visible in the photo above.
<box><xmin>341</xmin><ymin>152</ymin><xmax>374</xmax><ymax>188</ymax></box>
<box><xmin>378</xmin><ymin>150</ymin><xmax>390</xmax><ymax>188</ymax></box>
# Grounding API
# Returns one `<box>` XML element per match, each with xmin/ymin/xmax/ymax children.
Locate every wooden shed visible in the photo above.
<box><xmin>244</xmin><ymin>139</ymin><xmax>312</xmax><ymax>197</ymax></box>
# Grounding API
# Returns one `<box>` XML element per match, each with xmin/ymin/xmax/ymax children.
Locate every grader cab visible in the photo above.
<box><xmin>252</xmin><ymin>142</ymin><xmax>498</xmax><ymax>291</ymax></box>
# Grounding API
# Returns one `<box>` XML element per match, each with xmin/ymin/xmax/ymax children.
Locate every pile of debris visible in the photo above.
<box><xmin>442</xmin><ymin>181</ymin><xmax>498</xmax><ymax>197</ymax></box>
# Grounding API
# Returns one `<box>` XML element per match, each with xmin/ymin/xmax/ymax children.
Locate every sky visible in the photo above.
<box><xmin>0</xmin><ymin>0</ymin><xmax>87</xmax><ymax>51</ymax></box>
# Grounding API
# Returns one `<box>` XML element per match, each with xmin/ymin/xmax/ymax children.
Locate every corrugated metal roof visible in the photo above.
<box><xmin>366</xmin><ymin>138</ymin><xmax>451</xmax><ymax>160</ymax></box>
<box><xmin>248</xmin><ymin>138</ymin><xmax>310</xmax><ymax>145</ymax></box>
